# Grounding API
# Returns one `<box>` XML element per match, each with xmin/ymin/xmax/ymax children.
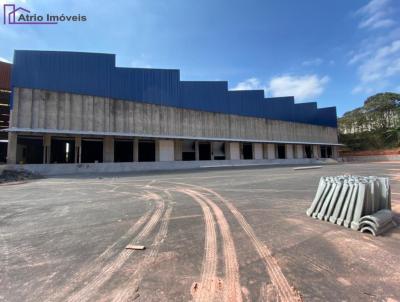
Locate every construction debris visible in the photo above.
<box><xmin>306</xmin><ymin>175</ymin><xmax>396</xmax><ymax>236</ymax></box>
<box><xmin>0</xmin><ymin>169</ymin><xmax>42</xmax><ymax>184</ymax></box>
<box><xmin>293</xmin><ymin>166</ymin><xmax>322</xmax><ymax>170</ymax></box>
<box><xmin>125</xmin><ymin>245</ymin><xmax>146</xmax><ymax>250</ymax></box>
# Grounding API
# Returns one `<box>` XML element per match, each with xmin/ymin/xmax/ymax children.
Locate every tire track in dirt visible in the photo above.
<box><xmin>177</xmin><ymin>189</ymin><xmax>218</xmax><ymax>302</ymax></box>
<box><xmin>111</xmin><ymin>198</ymin><xmax>173</xmax><ymax>302</ymax></box>
<box><xmin>65</xmin><ymin>192</ymin><xmax>165</xmax><ymax>302</ymax></box>
<box><xmin>165</xmin><ymin>181</ymin><xmax>302</xmax><ymax>302</ymax></box>
<box><xmin>46</xmin><ymin>196</ymin><xmax>155</xmax><ymax>302</ymax></box>
<box><xmin>186</xmin><ymin>189</ymin><xmax>242</xmax><ymax>302</ymax></box>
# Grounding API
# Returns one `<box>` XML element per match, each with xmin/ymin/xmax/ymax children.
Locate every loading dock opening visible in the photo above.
<box><xmin>182</xmin><ymin>140</ymin><xmax>196</xmax><ymax>161</ymax></box>
<box><xmin>138</xmin><ymin>140</ymin><xmax>155</xmax><ymax>162</ymax></box>
<box><xmin>277</xmin><ymin>144</ymin><xmax>286</xmax><ymax>159</ymax></box>
<box><xmin>242</xmin><ymin>143</ymin><xmax>253</xmax><ymax>160</ymax></box>
<box><xmin>212</xmin><ymin>142</ymin><xmax>225</xmax><ymax>160</ymax></box>
<box><xmin>0</xmin><ymin>141</ymin><xmax>6</xmax><ymax>163</ymax></box>
<box><xmin>17</xmin><ymin>136</ymin><xmax>43</xmax><ymax>164</ymax></box>
<box><xmin>320</xmin><ymin>145</ymin><xmax>333</xmax><ymax>158</ymax></box>
<box><xmin>114</xmin><ymin>139</ymin><xmax>133</xmax><ymax>162</ymax></box>
<box><xmin>81</xmin><ymin>139</ymin><xmax>103</xmax><ymax>163</ymax></box>
<box><xmin>51</xmin><ymin>137</ymin><xmax>75</xmax><ymax>163</ymax></box>
<box><xmin>199</xmin><ymin>142</ymin><xmax>211</xmax><ymax>160</ymax></box>
<box><xmin>304</xmin><ymin>145</ymin><xmax>313</xmax><ymax>158</ymax></box>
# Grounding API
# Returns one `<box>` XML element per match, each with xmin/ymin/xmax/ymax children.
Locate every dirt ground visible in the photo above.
<box><xmin>0</xmin><ymin>162</ymin><xmax>399</xmax><ymax>302</ymax></box>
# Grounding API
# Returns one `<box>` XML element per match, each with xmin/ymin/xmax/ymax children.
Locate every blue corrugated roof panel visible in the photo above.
<box><xmin>11</xmin><ymin>50</ymin><xmax>337</xmax><ymax>128</ymax></box>
<box><xmin>180</xmin><ymin>81</ymin><xmax>228</xmax><ymax>113</ymax></box>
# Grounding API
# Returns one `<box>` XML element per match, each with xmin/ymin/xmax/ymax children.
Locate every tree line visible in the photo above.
<box><xmin>338</xmin><ymin>92</ymin><xmax>400</xmax><ymax>150</ymax></box>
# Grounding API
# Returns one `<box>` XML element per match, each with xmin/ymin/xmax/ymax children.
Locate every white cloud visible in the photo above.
<box><xmin>356</xmin><ymin>0</ymin><xmax>396</xmax><ymax>30</ymax></box>
<box><xmin>302</xmin><ymin>58</ymin><xmax>323</xmax><ymax>67</ymax></box>
<box><xmin>232</xmin><ymin>78</ymin><xmax>262</xmax><ymax>90</ymax></box>
<box><xmin>0</xmin><ymin>57</ymin><xmax>11</xmax><ymax>63</ymax></box>
<box><xmin>351</xmin><ymin>0</ymin><xmax>400</xmax><ymax>94</ymax></box>
<box><xmin>267</xmin><ymin>75</ymin><xmax>329</xmax><ymax>101</ymax></box>
<box><xmin>233</xmin><ymin>74</ymin><xmax>329</xmax><ymax>101</ymax></box>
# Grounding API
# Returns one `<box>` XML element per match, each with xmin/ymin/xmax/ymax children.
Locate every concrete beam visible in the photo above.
<box><xmin>253</xmin><ymin>143</ymin><xmax>263</xmax><ymax>160</ymax></box>
<box><xmin>75</xmin><ymin>136</ymin><xmax>81</xmax><ymax>164</ymax></box>
<box><xmin>295</xmin><ymin>145</ymin><xmax>304</xmax><ymax>159</ymax></box>
<box><xmin>43</xmin><ymin>134</ymin><xmax>51</xmax><ymax>164</ymax></box>
<box><xmin>313</xmin><ymin>145</ymin><xmax>320</xmax><ymax>159</ymax></box>
<box><xmin>6</xmin><ymin>132</ymin><xmax>17</xmax><ymax>164</ymax></box>
<box><xmin>226</xmin><ymin>142</ymin><xmax>240</xmax><ymax>160</ymax></box>
<box><xmin>267</xmin><ymin>143</ymin><xmax>275</xmax><ymax>159</ymax></box>
<box><xmin>103</xmin><ymin>136</ymin><xmax>114</xmax><ymax>163</ymax></box>
<box><xmin>286</xmin><ymin>144</ymin><xmax>294</xmax><ymax>159</ymax></box>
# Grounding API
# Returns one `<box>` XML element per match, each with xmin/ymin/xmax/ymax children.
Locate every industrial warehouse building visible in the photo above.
<box><xmin>2</xmin><ymin>50</ymin><xmax>338</xmax><ymax>171</ymax></box>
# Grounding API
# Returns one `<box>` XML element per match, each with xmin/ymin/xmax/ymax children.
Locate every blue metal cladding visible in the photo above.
<box><xmin>11</xmin><ymin>50</ymin><xmax>337</xmax><ymax>128</ymax></box>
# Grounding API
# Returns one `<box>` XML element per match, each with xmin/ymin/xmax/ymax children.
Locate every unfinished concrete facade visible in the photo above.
<box><xmin>5</xmin><ymin>50</ymin><xmax>339</xmax><ymax>167</ymax></box>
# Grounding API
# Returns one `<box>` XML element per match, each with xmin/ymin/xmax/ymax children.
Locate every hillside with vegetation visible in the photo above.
<box><xmin>338</xmin><ymin>92</ymin><xmax>400</xmax><ymax>151</ymax></box>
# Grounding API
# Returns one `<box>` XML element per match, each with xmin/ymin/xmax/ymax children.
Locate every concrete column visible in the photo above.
<box><xmin>332</xmin><ymin>146</ymin><xmax>339</xmax><ymax>158</ymax></box>
<box><xmin>295</xmin><ymin>145</ymin><xmax>304</xmax><ymax>159</ymax></box>
<box><xmin>313</xmin><ymin>145</ymin><xmax>320</xmax><ymax>159</ymax></box>
<box><xmin>174</xmin><ymin>140</ymin><xmax>182</xmax><ymax>161</ymax></box>
<box><xmin>75</xmin><ymin>136</ymin><xmax>81</xmax><ymax>164</ymax></box>
<box><xmin>43</xmin><ymin>134</ymin><xmax>51</xmax><ymax>164</ymax></box>
<box><xmin>267</xmin><ymin>143</ymin><xmax>275</xmax><ymax>159</ymax></box>
<box><xmin>285</xmin><ymin>144</ymin><xmax>293</xmax><ymax>159</ymax></box>
<box><xmin>6</xmin><ymin>132</ymin><xmax>17</xmax><ymax>164</ymax></box>
<box><xmin>133</xmin><ymin>138</ymin><xmax>139</xmax><ymax>162</ymax></box>
<box><xmin>158</xmin><ymin>140</ymin><xmax>174</xmax><ymax>161</ymax></box>
<box><xmin>226</xmin><ymin>142</ymin><xmax>240</xmax><ymax>160</ymax></box>
<box><xmin>103</xmin><ymin>136</ymin><xmax>114</xmax><ymax>163</ymax></box>
<box><xmin>195</xmin><ymin>141</ymin><xmax>199</xmax><ymax>161</ymax></box>
<box><xmin>253</xmin><ymin>143</ymin><xmax>263</xmax><ymax>160</ymax></box>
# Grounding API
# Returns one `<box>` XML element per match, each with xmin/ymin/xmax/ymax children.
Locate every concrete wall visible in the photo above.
<box><xmin>10</xmin><ymin>88</ymin><xmax>338</xmax><ymax>144</ymax></box>
<box><xmin>6</xmin><ymin>158</ymin><xmax>335</xmax><ymax>176</ymax></box>
<box><xmin>286</xmin><ymin>144</ymin><xmax>294</xmax><ymax>159</ymax></box>
<box><xmin>253</xmin><ymin>143</ymin><xmax>263</xmax><ymax>160</ymax></box>
<box><xmin>266</xmin><ymin>143</ymin><xmax>275</xmax><ymax>159</ymax></box>
<box><xmin>295</xmin><ymin>144</ymin><xmax>304</xmax><ymax>159</ymax></box>
<box><xmin>227</xmin><ymin>142</ymin><xmax>240</xmax><ymax>160</ymax></box>
<box><xmin>158</xmin><ymin>140</ymin><xmax>174</xmax><ymax>161</ymax></box>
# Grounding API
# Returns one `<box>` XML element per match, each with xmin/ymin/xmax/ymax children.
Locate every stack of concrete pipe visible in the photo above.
<box><xmin>306</xmin><ymin>175</ymin><xmax>396</xmax><ymax>236</ymax></box>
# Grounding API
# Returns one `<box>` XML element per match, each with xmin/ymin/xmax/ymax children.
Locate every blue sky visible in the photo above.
<box><xmin>0</xmin><ymin>0</ymin><xmax>399</xmax><ymax>116</ymax></box>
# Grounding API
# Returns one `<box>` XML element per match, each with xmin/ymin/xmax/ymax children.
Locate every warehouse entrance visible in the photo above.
<box><xmin>138</xmin><ymin>140</ymin><xmax>155</xmax><ymax>162</ymax></box>
<box><xmin>212</xmin><ymin>142</ymin><xmax>225</xmax><ymax>160</ymax></box>
<box><xmin>199</xmin><ymin>142</ymin><xmax>211</xmax><ymax>160</ymax></box>
<box><xmin>114</xmin><ymin>139</ymin><xmax>133</xmax><ymax>162</ymax></box>
<box><xmin>81</xmin><ymin>139</ymin><xmax>103</xmax><ymax>163</ymax></box>
<box><xmin>51</xmin><ymin>137</ymin><xmax>75</xmax><ymax>163</ymax></box>
<box><xmin>16</xmin><ymin>136</ymin><xmax>43</xmax><ymax>164</ymax></box>
<box><xmin>304</xmin><ymin>145</ymin><xmax>313</xmax><ymax>158</ymax></box>
<box><xmin>242</xmin><ymin>143</ymin><xmax>253</xmax><ymax>159</ymax></box>
<box><xmin>182</xmin><ymin>140</ymin><xmax>196</xmax><ymax>161</ymax></box>
<box><xmin>277</xmin><ymin>144</ymin><xmax>286</xmax><ymax>159</ymax></box>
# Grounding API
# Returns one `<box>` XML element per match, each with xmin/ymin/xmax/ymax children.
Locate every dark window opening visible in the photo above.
<box><xmin>0</xmin><ymin>142</ymin><xmax>7</xmax><ymax>163</ymax></box>
<box><xmin>139</xmin><ymin>140</ymin><xmax>155</xmax><ymax>162</ymax></box>
<box><xmin>182</xmin><ymin>152</ymin><xmax>195</xmax><ymax>161</ymax></box>
<box><xmin>320</xmin><ymin>146</ymin><xmax>327</xmax><ymax>158</ymax></box>
<box><xmin>277</xmin><ymin>144</ymin><xmax>286</xmax><ymax>159</ymax></box>
<box><xmin>327</xmin><ymin>146</ymin><xmax>333</xmax><ymax>158</ymax></box>
<box><xmin>242</xmin><ymin>143</ymin><xmax>253</xmax><ymax>160</ymax></box>
<box><xmin>81</xmin><ymin>139</ymin><xmax>103</xmax><ymax>163</ymax></box>
<box><xmin>304</xmin><ymin>145</ymin><xmax>313</xmax><ymax>158</ymax></box>
<box><xmin>17</xmin><ymin>136</ymin><xmax>43</xmax><ymax>164</ymax></box>
<box><xmin>114</xmin><ymin>140</ymin><xmax>133</xmax><ymax>162</ymax></box>
<box><xmin>199</xmin><ymin>142</ymin><xmax>211</xmax><ymax>160</ymax></box>
<box><xmin>51</xmin><ymin>138</ymin><xmax>75</xmax><ymax>163</ymax></box>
